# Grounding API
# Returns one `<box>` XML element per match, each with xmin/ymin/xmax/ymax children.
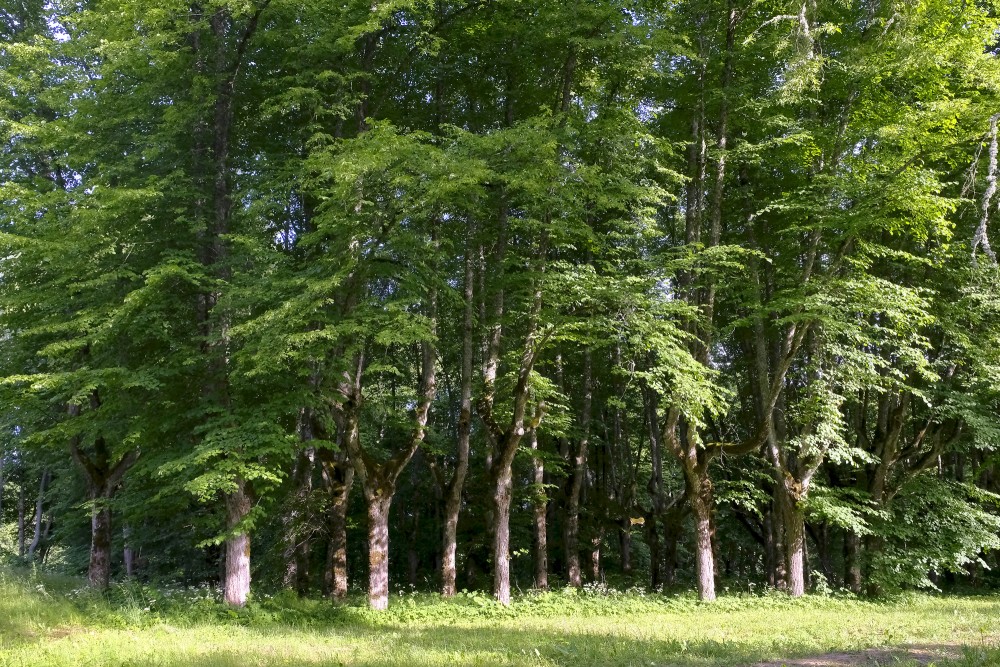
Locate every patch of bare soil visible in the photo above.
<box><xmin>754</xmin><ymin>643</ymin><xmax>965</xmax><ymax>666</ymax></box>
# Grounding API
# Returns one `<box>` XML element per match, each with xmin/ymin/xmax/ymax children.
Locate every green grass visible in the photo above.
<box><xmin>1</xmin><ymin>571</ymin><xmax>1000</xmax><ymax>666</ymax></box>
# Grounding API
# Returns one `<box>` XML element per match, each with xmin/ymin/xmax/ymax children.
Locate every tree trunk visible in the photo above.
<box><xmin>89</xmin><ymin>505</ymin><xmax>112</xmax><ymax>589</ymax></box>
<box><xmin>844</xmin><ymin>530</ymin><xmax>862</xmax><ymax>594</ymax></box>
<box><xmin>442</xmin><ymin>234</ymin><xmax>475</xmax><ymax>597</ymax></box>
<box><xmin>620</xmin><ymin>521</ymin><xmax>632</xmax><ymax>576</ymax></box>
<box><xmin>647</xmin><ymin>516</ymin><xmax>661</xmax><ymax>590</ymax></box>
<box><xmin>531</xmin><ymin>429</ymin><xmax>548</xmax><ymax>590</ymax></box>
<box><xmin>17</xmin><ymin>481</ymin><xmax>25</xmax><ymax>558</ymax></box>
<box><xmin>367</xmin><ymin>492</ymin><xmax>392</xmax><ymax>611</ymax></box>
<box><xmin>565</xmin><ymin>350</ymin><xmax>593</xmax><ymax>588</ymax></box>
<box><xmin>784</xmin><ymin>496</ymin><xmax>806</xmax><ymax>597</ymax></box>
<box><xmin>491</xmin><ymin>464</ymin><xmax>514</xmax><ymax>605</ymax></box>
<box><xmin>322</xmin><ymin>455</ymin><xmax>354</xmax><ymax>601</ymax></box>
<box><xmin>27</xmin><ymin>469</ymin><xmax>49</xmax><ymax>560</ymax></box>
<box><xmin>688</xmin><ymin>476</ymin><xmax>716</xmax><ymax>601</ymax></box>
<box><xmin>588</xmin><ymin>527</ymin><xmax>603</xmax><ymax>582</ymax></box>
<box><xmin>123</xmin><ymin>526</ymin><xmax>136</xmax><ymax>578</ymax></box>
<box><xmin>223</xmin><ymin>480</ymin><xmax>252</xmax><ymax>607</ymax></box>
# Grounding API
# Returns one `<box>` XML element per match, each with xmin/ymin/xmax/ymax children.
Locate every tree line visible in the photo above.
<box><xmin>2</xmin><ymin>0</ymin><xmax>1000</xmax><ymax>610</ymax></box>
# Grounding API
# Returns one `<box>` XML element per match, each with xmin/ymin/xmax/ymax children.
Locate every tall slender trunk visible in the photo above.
<box><xmin>0</xmin><ymin>455</ymin><xmax>5</xmax><ymax>520</ymax></box>
<box><xmin>442</xmin><ymin>233</ymin><xmax>475</xmax><ymax>597</ymax></box>
<box><xmin>26</xmin><ymin>469</ymin><xmax>49</xmax><ymax>560</ymax></box>
<box><xmin>223</xmin><ymin>479</ymin><xmax>252</xmax><ymax>606</ymax></box>
<box><xmin>565</xmin><ymin>350</ymin><xmax>593</xmax><ymax>587</ymax></box>
<box><xmin>367</xmin><ymin>492</ymin><xmax>392</xmax><ymax>611</ymax></box>
<box><xmin>531</xmin><ymin>429</ymin><xmax>548</xmax><ymax>590</ymax></box>
<box><xmin>17</xmin><ymin>481</ymin><xmax>26</xmax><ymax>558</ymax></box>
<box><xmin>124</xmin><ymin>526</ymin><xmax>136</xmax><ymax>578</ymax></box>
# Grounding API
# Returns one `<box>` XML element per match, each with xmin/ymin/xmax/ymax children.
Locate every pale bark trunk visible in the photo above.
<box><xmin>688</xmin><ymin>476</ymin><xmax>716</xmax><ymax>601</ymax></box>
<box><xmin>531</xmin><ymin>430</ymin><xmax>548</xmax><ymax>590</ymax></box>
<box><xmin>223</xmin><ymin>480</ymin><xmax>252</xmax><ymax>607</ymax></box>
<box><xmin>784</xmin><ymin>497</ymin><xmax>806</xmax><ymax>597</ymax></box>
<box><xmin>367</xmin><ymin>493</ymin><xmax>392</xmax><ymax>611</ymax></box>
<box><xmin>491</xmin><ymin>465</ymin><xmax>513</xmax><ymax>605</ymax></box>
<box><xmin>17</xmin><ymin>482</ymin><xmax>25</xmax><ymax>558</ymax></box>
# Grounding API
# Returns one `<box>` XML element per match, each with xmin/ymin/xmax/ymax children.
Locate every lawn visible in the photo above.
<box><xmin>1</xmin><ymin>571</ymin><xmax>999</xmax><ymax>667</ymax></box>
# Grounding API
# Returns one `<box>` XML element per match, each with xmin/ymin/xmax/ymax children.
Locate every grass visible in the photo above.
<box><xmin>1</xmin><ymin>570</ymin><xmax>1000</xmax><ymax>666</ymax></box>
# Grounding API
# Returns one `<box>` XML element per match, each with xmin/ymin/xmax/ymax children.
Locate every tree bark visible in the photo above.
<box><xmin>565</xmin><ymin>349</ymin><xmax>593</xmax><ymax>587</ymax></box>
<box><xmin>124</xmin><ymin>526</ymin><xmax>136</xmax><ymax>578</ymax></box>
<box><xmin>688</xmin><ymin>472</ymin><xmax>716</xmax><ymax>601</ymax></box>
<box><xmin>367</xmin><ymin>492</ymin><xmax>392</xmax><ymax>611</ymax></box>
<box><xmin>491</xmin><ymin>463</ymin><xmax>514</xmax><ymax>605</ymax></box>
<box><xmin>844</xmin><ymin>530</ymin><xmax>863</xmax><ymax>594</ymax></box>
<box><xmin>783</xmin><ymin>493</ymin><xmax>806</xmax><ymax>597</ymax></box>
<box><xmin>89</xmin><ymin>506</ymin><xmax>112</xmax><ymax>589</ymax></box>
<box><xmin>17</xmin><ymin>481</ymin><xmax>26</xmax><ymax>558</ymax></box>
<box><xmin>442</xmin><ymin>233</ymin><xmax>475</xmax><ymax>597</ymax></box>
<box><xmin>26</xmin><ymin>469</ymin><xmax>49</xmax><ymax>560</ymax></box>
<box><xmin>223</xmin><ymin>479</ymin><xmax>252</xmax><ymax>607</ymax></box>
<box><xmin>320</xmin><ymin>447</ymin><xmax>354</xmax><ymax>601</ymax></box>
<box><xmin>531</xmin><ymin>428</ymin><xmax>548</xmax><ymax>590</ymax></box>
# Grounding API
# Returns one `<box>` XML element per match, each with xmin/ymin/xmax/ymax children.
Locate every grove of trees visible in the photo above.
<box><xmin>3</xmin><ymin>0</ymin><xmax>1000</xmax><ymax>610</ymax></box>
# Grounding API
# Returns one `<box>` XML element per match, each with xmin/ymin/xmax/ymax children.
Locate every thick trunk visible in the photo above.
<box><xmin>688</xmin><ymin>477</ymin><xmax>716</xmax><ymax>601</ymax></box>
<box><xmin>531</xmin><ymin>430</ymin><xmax>548</xmax><ymax>590</ymax></box>
<box><xmin>491</xmin><ymin>465</ymin><xmax>514</xmax><ymax>604</ymax></box>
<box><xmin>324</xmin><ymin>462</ymin><xmax>353</xmax><ymax>601</ymax></box>
<box><xmin>223</xmin><ymin>480</ymin><xmax>252</xmax><ymax>607</ymax></box>
<box><xmin>367</xmin><ymin>492</ymin><xmax>392</xmax><ymax>611</ymax></box>
<box><xmin>844</xmin><ymin>530</ymin><xmax>863</xmax><ymax>594</ymax></box>
<box><xmin>784</xmin><ymin>496</ymin><xmax>806</xmax><ymax>597</ymax></box>
<box><xmin>89</xmin><ymin>505</ymin><xmax>112</xmax><ymax>589</ymax></box>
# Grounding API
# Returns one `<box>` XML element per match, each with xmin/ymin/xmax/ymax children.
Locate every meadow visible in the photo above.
<box><xmin>2</xmin><ymin>571</ymin><xmax>1000</xmax><ymax>667</ymax></box>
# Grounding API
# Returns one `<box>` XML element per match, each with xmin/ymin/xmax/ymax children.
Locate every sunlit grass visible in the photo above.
<box><xmin>1</xmin><ymin>570</ymin><xmax>999</xmax><ymax>666</ymax></box>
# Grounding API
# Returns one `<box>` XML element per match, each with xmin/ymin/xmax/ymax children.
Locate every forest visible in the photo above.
<box><xmin>3</xmin><ymin>0</ymin><xmax>1000</xmax><ymax>624</ymax></box>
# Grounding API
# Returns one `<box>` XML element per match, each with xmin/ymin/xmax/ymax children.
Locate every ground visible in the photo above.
<box><xmin>1</xmin><ymin>572</ymin><xmax>999</xmax><ymax>667</ymax></box>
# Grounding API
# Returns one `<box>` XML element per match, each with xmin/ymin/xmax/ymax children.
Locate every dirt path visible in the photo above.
<box><xmin>754</xmin><ymin>643</ymin><xmax>965</xmax><ymax>666</ymax></box>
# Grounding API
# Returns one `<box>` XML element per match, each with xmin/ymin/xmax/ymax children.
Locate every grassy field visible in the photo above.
<box><xmin>2</xmin><ymin>571</ymin><xmax>1000</xmax><ymax>666</ymax></box>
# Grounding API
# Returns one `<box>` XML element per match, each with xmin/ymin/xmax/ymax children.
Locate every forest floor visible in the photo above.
<box><xmin>1</xmin><ymin>570</ymin><xmax>1000</xmax><ymax>667</ymax></box>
